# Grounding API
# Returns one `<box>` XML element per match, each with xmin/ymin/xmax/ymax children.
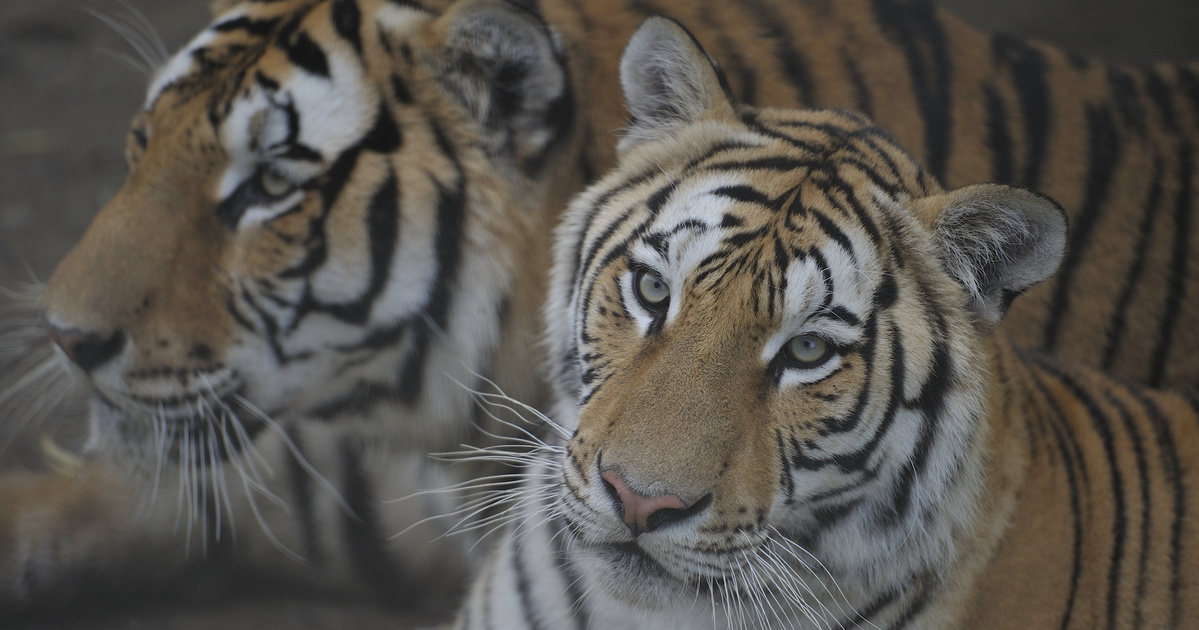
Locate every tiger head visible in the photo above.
<box><xmin>548</xmin><ymin>18</ymin><xmax>1067</xmax><ymax>615</ymax></box>
<box><xmin>38</xmin><ymin>0</ymin><xmax>573</xmax><ymax>461</ymax></box>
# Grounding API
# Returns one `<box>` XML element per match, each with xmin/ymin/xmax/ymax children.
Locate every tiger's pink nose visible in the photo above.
<box><xmin>601</xmin><ymin>469</ymin><xmax>691</xmax><ymax>536</ymax></box>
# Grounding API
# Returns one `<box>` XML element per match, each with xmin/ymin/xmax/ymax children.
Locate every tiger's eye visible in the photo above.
<box><xmin>636</xmin><ymin>270</ymin><xmax>670</xmax><ymax>307</ymax></box>
<box><xmin>259</xmin><ymin>168</ymin><xmax>294</xmax><ymax>197</ymax></box>
<box><xmin>785</xmin><ymin>334</ymin><xmax>831</xmax><ymax>366</ymax></box>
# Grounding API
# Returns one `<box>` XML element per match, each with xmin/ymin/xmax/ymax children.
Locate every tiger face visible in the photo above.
<box><xmin>38</xmin><ymin>0</ymin><xmax>570</xmax><ymax>461</ymax></box>
<box><xmin>547</xmin><ymin>18</ymin><xmax>1066</xmax><ymax>615</ymax></box>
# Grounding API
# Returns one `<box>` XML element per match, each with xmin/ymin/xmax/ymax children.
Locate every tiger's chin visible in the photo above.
<box><xmin>574</xmin><ymin>541</ymin><xmax>697</xmax><ymax>608</ymax></box>
<box><xmin>82</xmin><ymin>392</ymin><xmax>268</xmax><ymax>466</ymax></box>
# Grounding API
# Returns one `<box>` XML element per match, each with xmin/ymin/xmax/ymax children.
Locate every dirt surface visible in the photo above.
<box><xmin>1</xmin><ymin>0</ymin><xmax>1197</xmax><ymax>628</ymax></box>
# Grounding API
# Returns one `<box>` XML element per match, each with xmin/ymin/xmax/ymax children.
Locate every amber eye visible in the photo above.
<box><xmin>258</xmin><ymin>167</ymin><xmax>294</xmax><ymax>197</ymax></box>
<box><xmin>784</xmin><ymin>334</ymin><xmax>832</xmax><ymax>367</ymax></box>
<box><xmin>635</xmin><ymin>269</ymin><xmax>670</xmax><ymax>308</ymax></box>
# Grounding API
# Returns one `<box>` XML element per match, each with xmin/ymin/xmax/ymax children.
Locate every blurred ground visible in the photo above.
<box><xmin>1</xmin><ymin>0</ymin><xmax>1197</xmax><ymax>628</ymax></box>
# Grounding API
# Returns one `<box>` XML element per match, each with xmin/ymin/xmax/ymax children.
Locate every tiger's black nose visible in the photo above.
<box><xmin>601</xmin><ymin>469</ymin><xmax>710</xmax><ymax>536</ymax></box>
<box><xmin>43</xmin><ymin>318</ymin><xmax>126</xmax><ymax>372</ymax></box>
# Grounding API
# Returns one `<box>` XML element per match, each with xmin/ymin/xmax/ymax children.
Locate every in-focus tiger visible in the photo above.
<box><xmin>2</xmin><ymin>0</ymin><xmax>1198</xmax><ymax>620</ymax></box>
<box><xmin>457</xmin><ymin>18</ymin><xmax>1199</xmax><ymax>629</ymax></box>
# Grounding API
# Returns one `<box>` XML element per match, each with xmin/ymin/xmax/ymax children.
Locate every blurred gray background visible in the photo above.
<box><xmin>1</xmin><ymin>0</ymin><xmax>1198</xmax><ymax>627</ymax></box>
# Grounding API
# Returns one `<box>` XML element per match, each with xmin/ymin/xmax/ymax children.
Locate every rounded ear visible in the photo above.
<box><xmin>916</xmin><ymin>184</ymin><xmax>1068</xmax><ymax>326</ymax></box>
<box><xmin>617</xmin><ymin>17</ymin><xmax>737</xmax><ymax>153</ymax></box>
<box><xmin>431</xmin><ymin>1</ymin><xmax>572</xmax><ymax>174</ymax></box>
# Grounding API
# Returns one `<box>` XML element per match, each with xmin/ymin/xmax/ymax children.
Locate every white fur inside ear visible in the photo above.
<box><xmin>931</xmin><ymin>184</ymin><xmax>1067</xmax><ymax>324</ymax></box>
<box><xmin>618</xmin><ymin>17</ymin><xmax>729</xmax><ymax>152</ymax></box>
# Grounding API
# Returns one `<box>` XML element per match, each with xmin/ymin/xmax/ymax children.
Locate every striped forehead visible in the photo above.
<box><xmin>142</xmin><ymin>1</ymin><xmax>434</xmax><ymax>199</ymax></box>
<box><xmin>626</xmin><ymin>170</ymin><xmax>883</xmax><ymax>318</ymax></box>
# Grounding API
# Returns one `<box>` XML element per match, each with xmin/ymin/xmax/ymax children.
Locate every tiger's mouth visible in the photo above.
<box><xmin>85</xmin><ymin>364</ymin><xmax>247</xmax><ymax>419</ymax></box>
<box><xmin>594</xmin><ymin>540</ymin><xmax>671</xmax><ymax>577</ymax></box>
<box><xmin>87</xmin><ymin>374</ymin><xmax>270</xmax><ymax>463</ymax></box>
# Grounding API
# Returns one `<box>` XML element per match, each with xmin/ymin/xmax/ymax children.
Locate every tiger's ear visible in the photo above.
<box><xmin>432</xmin><ymin>1</ymin><xmax>571</xmax><ymax>174</ymax></box>
<box><xmin>916</xmin><ymin>184</ymin><xmax>1068</xmax><ymax>326</ymax></box>
<box><xmin>618</xmin><ymin>17</ymin><xmax>737</xmax><ymax>153</ymax></box>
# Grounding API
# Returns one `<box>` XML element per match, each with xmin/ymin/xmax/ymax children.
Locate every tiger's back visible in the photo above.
<box><xmin>966</xmin><ymin>341</ymin><xmax>1199</xmax><ymax>628</ymax></box>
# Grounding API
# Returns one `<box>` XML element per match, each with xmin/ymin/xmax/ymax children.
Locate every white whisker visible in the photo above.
<box><xmin>232</xmin><ymin>394</ymin><xmax>357</xmax><ymax>521</ymax></box>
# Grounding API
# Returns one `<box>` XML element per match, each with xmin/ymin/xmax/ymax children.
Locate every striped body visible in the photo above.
<box><xmin>457</xmin><ymin>19</ymin><xmax>1199</xmax><ymax>629</ymax></box>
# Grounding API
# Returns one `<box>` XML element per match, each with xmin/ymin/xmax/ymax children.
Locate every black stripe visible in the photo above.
<box><xmin>1149</xmin><ymin>142</ymin><xmax>1192</xmax><ymax>387</ymax></box>
<box><xmin>1102</xmin><ymin>156</ymin><xmax>1165</xmax><ymax>370</ymax></box>
<box><xmin>1043</xmin><ymin>105</ymin><xmax>1121</xmax><ymax>351</ymax></box>
<box><xmin>286</xmin><ymin>427</ymin><xmax>321</xmax><ymax>561</ymax></box>
<box><xmin>1035</xmin><ymin>361</ymin><xmax>1128</xmax><ymax>630</ymax></box>
<box><xmin>983</xmin><ymin>84</ymin><xmax>1015</xmax><ymax>184</ymax></box>
<box><xmin>841</xmin><ymin>51</ymin><xmax>875</xmax><ymax>118</ymax></box>
<box><xmin>739</xmin><ymin>0</ymin><xmax>817</xmax><ymax>106</ymax></box>
<box><xmin>550</xmin><ymin>518</ymin><xmax>589</xmax><ymax>629</ymax></box>
<box><xmin>890</xmin><ymin>577</ymin><xmax>934</xmax><ymax>629</ymax></box>
<box><xmin>1133</xmin><ymin>391</ymin><xmax>1185</xmax><ymax>628</ymax></box>
<box><xmin>512</xmin><ymin>533</ymin><xmax>549</xmax><ymax>630</ymax></box>
<box><xmin>1104</xmin><ymin>390</ymin><xmax>1153</xmax><ymax>629</ymax></box>
<box><xmin>341</xmin><ymin>439</ymin><xmax>417</xmax><ymax>606</ymax></box>
<box><xmin>1177</xmin><ymin>66</ymin><xmax>1199</xmax><ymax>125</ymax></box>
<box><xmin>889</xmin><ymin>315</ymin><xmax>953</xmax><ymax>527</ymax></box>
<box><xmin>279</xmin><ymin>18</ymin><xmax>330</xmax><ymax>78</ymax></box>
<box><xmin>361</xmin><ymin>101</ymin><xmax>403</xmax><ymax>154</ymax></box>
<box><xmin>1108</xmin><ymin>67</ymin><xmax>1148</xmax><ymax>136</ymax></box>
<box><xmin>697</xmin><ymin>0</ymin><xmax>759</xmax><ymax>105</ymax></box>
<box><xmin>390</xmin><ymin>74</ymin><xmax>413</xmax><ymax>104</ymax></box>
<box><xmin>331</xmin><ymin>0</ymin><xmax>363</xmax><ymax>54</ymax></box>
<box><xmin>1146</xmin><ymin>69</ymin><xmax>1179</xmax><ymax>133</ymax></box>
<box><xmin>811</xmin><ymin>208</ymin><xmax>857</xmax><ymax>261</ymax></box>
<box><xmin>313</xmin><ymin>170</ymin><xmax>399</xmax><ymax>324</ymax></box>
<box><xmin>710</xmin><ymin>184</ymin><xmax>771</xmax><ymax>207</ymax></box>
<box><xmin>870</xmin><ymin>0</ymin><xmax>952</xmax><ymax>182</ymax></box>
<box><xmin>396</xmin><ymin>125</ymin><xmax>467</xmax><ymax>405</ymax></box>
<box><xmin>787</xmin><ymin>312</ymin><xmax>884</xmax><ymax>469</ymax></box>
<box><xmin>843</xmin><ymin>587</ymin><xmax>899</xmax><ymax>627</ymax></box>
<box><xmin>212</xmin><ymin>16</ymin><xmax>280</xmax><ymax>36</ymax></box>
<box><xmin>1026</xmin><ymin>355</ymin><xmax>1089</xmax><ymax>630</ymax></box>
<box><xmin>992</xmin><ymin>34</ymin><xmax>1050</xmax><ymax>189</ymax></box>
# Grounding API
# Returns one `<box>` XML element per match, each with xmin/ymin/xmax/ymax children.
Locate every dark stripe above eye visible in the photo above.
<box><xmin>212</xmin><ymin>16</ymin><xmax>280</xmax><ymax>36</ymax></box>
<box><xmin>710</xmin><ymin>184</ymin><xmax>772</xmax><ymax>207</ymax></box>
<box><xmin>255</xmin><ymin>70</ymin><xmax>280</xmax><ymax>92</ymax></box>
<box><xmin>283</xmin><ymin>144</ymin><xmax>323</xmax><ymax>162</ymax></box>
<box><xmin>332</xmin><ymin>0</ymin><xmax>363</xmax><ymax>54</ymax></box>
<box><xmin>279</xmin><ymin>19</ymin><xmax>330</xmax><ymax>78</ymax></box>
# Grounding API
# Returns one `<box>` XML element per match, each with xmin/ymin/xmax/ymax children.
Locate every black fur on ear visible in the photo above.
<box><xmin>617</xmin><ymin>16</ymin><xmax>737</xmax><ymax>153</ymax></box>
<box><xmin>435</xmin><ymin>1</ymin><xmax>572</xmax><ymax>175</ymax></box>
<box><xmin>919</xmin><ymin>184</ymin><xmax>1068</xmax><ymax>326</ymax></box>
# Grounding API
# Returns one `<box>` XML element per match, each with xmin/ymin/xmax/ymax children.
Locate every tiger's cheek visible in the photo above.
<box><xmin>229</xmin><ymin>195</ymin><xmax>321</xmax><ymax>280</ymax></box>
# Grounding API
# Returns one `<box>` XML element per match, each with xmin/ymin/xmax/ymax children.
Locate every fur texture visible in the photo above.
<box><xmin>1</xmin><ymin>0</ymin><xmax>1197</xmax><ymax>619</ymax></box>
<box><xmin>456</xmin><ymin>18</ymin><xmax>1199</xmax><ymax>629</ymax></box>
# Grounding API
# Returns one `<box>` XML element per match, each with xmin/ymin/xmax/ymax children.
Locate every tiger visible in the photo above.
<box><xmin>2</xmin><ymin>0</ymin><xmax>1198</xmax><ymax>620</ymax></box>
<box><xmin>455</xmin><ymin>17</ymin><xmax>1199</xmax><ymax>629</ymax></box>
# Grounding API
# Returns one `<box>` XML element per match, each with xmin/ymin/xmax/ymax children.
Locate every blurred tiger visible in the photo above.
<box><xmin>456</xmin><ymin>17</ymin><xmax>1199</xmax><ymax>629</ymax></box>
<box><xmin>1</xmin><ymin>0</ymin><xmax>1197</xmax><ymax>620</ymax></box>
